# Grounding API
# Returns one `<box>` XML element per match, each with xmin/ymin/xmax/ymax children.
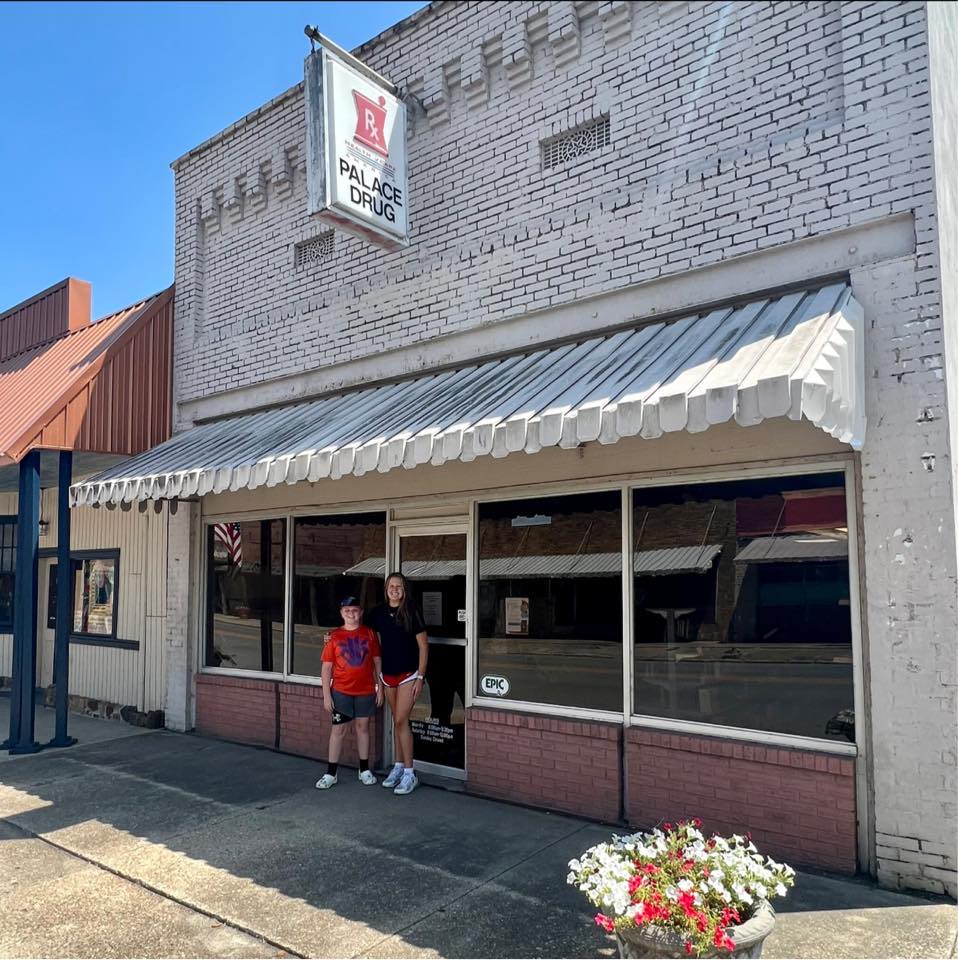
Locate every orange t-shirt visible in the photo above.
<box><xmin>321</xmin><ymin>625</ymin><xmax>381</xmax><ymax>696</ymax></box>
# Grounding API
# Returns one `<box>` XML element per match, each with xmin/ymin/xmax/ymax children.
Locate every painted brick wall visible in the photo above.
<box><xmin>466</xmin><ymin>707</ymin><xmax>621</xmax><ymax>822</ymax></box>
<box><xmin>171</xmin><ymin>2</ymin><xmax>935</xmax><ymax>412</ymax></box>
<box><xmin>625</xmin><ymin>728</ymin><xmax>858</xmax><ymax>875</ymax></box>
<box><xmin>168</xmin><ymin>0</ymin><xmax>958</xmax><ymax>895</ymax></box>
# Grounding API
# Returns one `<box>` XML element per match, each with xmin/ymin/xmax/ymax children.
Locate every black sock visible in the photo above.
<box><xmin>359</xmin><ymin>758</ymin><xmax>369</xmax><ymax>772</ymax></box>
<box><xmin>327</xmin><ymin>762</ymin><xmax>338</xmax><ymax>776</ymax></box>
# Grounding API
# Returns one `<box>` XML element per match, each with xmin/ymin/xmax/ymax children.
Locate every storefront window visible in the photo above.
<box><xmin>632</xmin><ymin>472</ymin><xmax>854</xmax><ymax>741</ymax></box>
<box><xmin>0</xmin><ymin>517</ymin><xmax>14</xmax><ymax>630</ymax></box>
<box><xmin>477</xmin><ymin>491</ymin><xmax>622</xmax><ymax>711</ymax></box>
<box><xmin>290</xmin><ymin>513</ymin><xmax>386</xmax><ymax>677</ymax></box>
<box><xmin>207</xmin><ymin>519</ymin><xmax>285</xmax><ymax>672</ymax></box>
<box><xmin>73</xmin><ymin>554</ymin><xmax>119</xmax><ymax>637</ymax></box>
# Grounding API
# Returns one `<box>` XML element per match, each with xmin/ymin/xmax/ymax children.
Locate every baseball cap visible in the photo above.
<box><xmin>340</xmin><ymin>596</ymin><xmax>362</xmax><ymax>608</ymax></box>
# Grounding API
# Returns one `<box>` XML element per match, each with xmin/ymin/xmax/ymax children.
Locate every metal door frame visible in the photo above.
<box><xmin>386</xmin><ymin>516</ymin><xmax>471</xmax><ymax>780</ymax></box>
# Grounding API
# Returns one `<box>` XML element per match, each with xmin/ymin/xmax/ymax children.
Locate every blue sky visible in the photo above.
<box><xmin>0</xmin><ymin>1</ymin><xmax>426</xmax><ymax>319</ymax></box>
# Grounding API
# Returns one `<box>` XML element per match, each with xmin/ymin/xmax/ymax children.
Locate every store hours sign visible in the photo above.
<box><xmin>304</xmin><ymin>34</ymin><xmax>409</xmax><ymax>252</ymax></box>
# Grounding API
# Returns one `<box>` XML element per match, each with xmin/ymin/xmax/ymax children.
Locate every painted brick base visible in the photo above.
<box><xmin>625</xmin><ymin>728</ymin><xmax>857</xmax><ymax>874</ymax></box>
<box><xmin>195</xmin><ymin>674</ymin><xmax>381</xmax><ymax>768</ymax></box>
<box><xmin>466</xmin><ymin>707</ymin><xmax>621</xmax><ymax>822</ymax></box>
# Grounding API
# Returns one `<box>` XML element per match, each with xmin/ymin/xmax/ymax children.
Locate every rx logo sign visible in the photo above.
<box><xmin>352</xmin><ymin>90</ymin><xmax>389</xmax><ymax>158</ymax></box>
<box><xmin>480</xmin><ymin>675</ymin><xmax>510</xmax><ymax>697</ymax></box>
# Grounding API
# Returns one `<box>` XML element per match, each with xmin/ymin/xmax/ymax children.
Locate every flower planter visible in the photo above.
<box><xmin>614</xmin><ymin>900</ymin><xmax>776</xmax><ymax>959</ymax></box>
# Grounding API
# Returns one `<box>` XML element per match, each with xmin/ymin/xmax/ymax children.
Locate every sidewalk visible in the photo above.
<box><xmin>0</xmin><ymin>720</ymin><xmax>954</xmax><ymax>959</ymax></box>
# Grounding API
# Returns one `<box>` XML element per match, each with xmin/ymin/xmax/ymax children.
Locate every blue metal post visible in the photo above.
<box><xmin>7</xmin><ymin>450</ymin><xmax>41</xmax><ymax>754</ymax></box>
<box><xmin>49</xmin><ymin>450</ymin><xmax>76</xmax><ymax>748</ymax></box>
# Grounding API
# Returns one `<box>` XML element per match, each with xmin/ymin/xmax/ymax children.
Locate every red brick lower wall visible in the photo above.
<box><xmin>279</xmin><ymin>680</ymin><xmax>382</xmax><ymax>768</ymax></box>
<box><xmin>195</xmin><ymin>674</ymin><xmax>382</xmax><ymax>768</ymax></box>
<box><xmin>625</xmin><ymin>727</ymin><xmax>857</xmax><ymax>874</ymax></box>
<box><xmin>466</xmin><ymin>707</ymin><xmax>621</xmax><ymax>822</ymax></box>
<box><xmin>195</xmin><ymin>675</ymin><xmax>276</xmax><ymax>747</ymax></box>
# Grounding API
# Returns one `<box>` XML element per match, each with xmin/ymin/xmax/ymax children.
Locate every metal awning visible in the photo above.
<box><xmin>71</xmin><ymin>283</ymin><xmax>864</xmax><ymax>506</ymax></box>
<box><xmin>735</xmin><ymin>534</ymin><xmax>848</xmax><ymax>563</ymax></box>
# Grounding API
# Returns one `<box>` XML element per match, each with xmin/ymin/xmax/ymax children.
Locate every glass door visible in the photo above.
<box><xmin>396</xmin><ymin>530</ymin><xmax>468</xmax><ymax>778</ymax></box>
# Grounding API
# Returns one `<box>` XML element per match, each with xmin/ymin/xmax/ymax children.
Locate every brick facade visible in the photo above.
<box><xmin>195</xmin><ymin>674</ymin><xmax>382</xmax><ymax>768</ymax></box>
<box><xmin>167</xmin><ymin>1</ymin><xmax>958</xmax><ymax>897</ymax></box>
<box><xmin>466</xmin><ymin>707</ymin><xmax>621</xmax><ymax>823</ymax></box>
<box><xmin>625</xmin><ymin>727</ymin><xmax>857</xmax><ymax>875</ymax></box>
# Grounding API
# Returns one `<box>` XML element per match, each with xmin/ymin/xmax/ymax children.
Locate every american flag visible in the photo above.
<box><xmin>213</xmin><ymin>522</ymin><xmax>243</xmax><ymax>567</ymax></box>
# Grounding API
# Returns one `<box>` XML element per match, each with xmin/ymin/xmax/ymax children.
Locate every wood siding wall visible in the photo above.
<box><xmin>0</xmin><ymin>489</ymin><xmax>168</xmax><ymax>711</ymax></box>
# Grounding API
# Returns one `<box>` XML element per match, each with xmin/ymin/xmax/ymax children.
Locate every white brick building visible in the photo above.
<box><xmin>74</xmin><ymin>1</ymin><xmax>957</xmax><ymax>895</ymax></box>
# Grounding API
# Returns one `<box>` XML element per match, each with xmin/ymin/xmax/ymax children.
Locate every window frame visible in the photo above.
<box><xmin>472</xmin><ymin>487</ymin><xmax>626</xmax><ymax>717</ymax></box>
<box><xmin>0</xmin><ymin>515</ymin><xmax>17</xmax><ymax>632</ymax></box>
<box><xmin>69</xmin><ymin>549</ymin><xmax>122</xmax><ymax>643</ymax></box>
<box><xmin>195</xmin><ymin>458</ymin><xmax>862</xmax><ymax>758</ymax></box>
<box><xmin>204</xmin><ymin>518</ymin><xmax>288</xmax><ymax>676</ymax></box>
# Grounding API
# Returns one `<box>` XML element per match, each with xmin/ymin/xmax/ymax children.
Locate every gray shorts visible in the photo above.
<box><xmin>331</xmin><ymin>689</ymin><xmax>376</xmax><ymax>725</ymax></box>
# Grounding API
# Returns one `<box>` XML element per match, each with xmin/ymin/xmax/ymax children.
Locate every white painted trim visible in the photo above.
<box><xmin>284</xmin><ymin>672</ymin><xmax>324</xmax><ymax>687</ymax></box>
<box><xmin>471</xmin><ymin>696</ymin><xmax>624</xmax><ymax>724</ymax></box>
<box><xmin>845</xmin><ymin>457</ymin><xmax>873</xmax><ymax>875</ymax></box>
<box><xmin>621</xmin><ymin>486</ymin><xmax>634</xmax><ymax>728</ymax></box>
<box><xmin>628</xmin><ymin>713</ymin><xmax>858</xmax><ymax>756</ymax></box>
<box><xmin>282</xmin><ymin>513</ymin><xmax>294</xmax><ymax>676</ymax></box>
<box><xmin>199</xmin><ymin>666</ymin><xmax>283</xmax><ymax>682</ymax></box>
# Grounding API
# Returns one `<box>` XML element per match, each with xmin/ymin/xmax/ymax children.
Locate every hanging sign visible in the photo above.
<box><xmin>304</xmin><ymin>31</ymin><xmax>409</xmax><ymax>251</ymax></box>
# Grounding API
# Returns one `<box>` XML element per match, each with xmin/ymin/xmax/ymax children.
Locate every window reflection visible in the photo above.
<box><xmin>207</xmin><ymin>519</ymin><xmax>285</xmax><ymax>672</ymax></box>
<box><xmin>633</xmin><ymin>473</ymin><xmax>854</xmax><ymax>740</ymax></box>
<box><xmin>291</xmin><ymin>513</ymin><xmax>386</xmax><ymax>677</ymax></box>
<box><xmin>477</xmin><ymin>491</ymin><xmax>623</xmax><ymax>711</ymax></box>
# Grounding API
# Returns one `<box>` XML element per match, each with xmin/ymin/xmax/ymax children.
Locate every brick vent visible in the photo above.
<box><xmin>294</xmin><ymin>231</ymin><xmax>335</xmax><ymax>268</ymax></box>
<box><xmin>542</xmin><ymin>115</ymin><xmax>611</xmax><ymax>169</ymax></box>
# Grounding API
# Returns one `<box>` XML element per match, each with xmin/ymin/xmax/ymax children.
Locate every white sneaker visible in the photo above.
<box><xmin>394</xmin><ymin>771</ymin><xmax>418</xmax><ymax>796</ymax></box>
<box><xmin>315</xmin><ymin>773</ymin><xmax>338</xmax><ymax>789</ymax></box>
<box><xmin>382</xmin><ymin>763</ymin><xmax>403</xmax><ymax>788</ymax></box>
<box><xmin>358</xmin><ymin>769</ymin><xmax>377</xmax><ymax>785</ymax></box>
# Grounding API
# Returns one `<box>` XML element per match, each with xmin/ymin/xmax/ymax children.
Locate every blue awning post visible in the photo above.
<box><xmin>49</xmin><ymin>451</ymin><xmax>76</xmax><ymax>749</ymax></box>
<box><xmin>6</xmin><ymin>450</ymin><xmax>41</xmax><ymax>754</ymax></box>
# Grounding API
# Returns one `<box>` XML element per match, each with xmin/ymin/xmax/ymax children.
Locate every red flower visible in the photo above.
<box><xmin>663</xmin><ymin>822</ymin><xmax>673</xmax><ymax>831</ymax></box>
<box><xmin>692</xmin><ymin>817</ymin><xmax>702</xmax><ymax>827</ymax></box>
<box><xmin>594</xmin><ymin>914</ymin><xmax>615</xmax><ymax>933</ymax></box>
<box><xmin>684</xmin><ymin>941</ymin><xmax>693</xmax><ymax>955</ymax></box>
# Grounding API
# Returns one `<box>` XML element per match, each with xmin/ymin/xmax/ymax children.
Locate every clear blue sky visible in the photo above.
<box><xmin>0</xmin><ymin>1</ymin><xmax>426</xmax><ymax>319</ymax></box>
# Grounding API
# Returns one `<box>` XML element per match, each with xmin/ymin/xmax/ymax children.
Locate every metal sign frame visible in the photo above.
<box><xmin>304</xmin><ymin>33</ymin><xmax>410</xmax><ymax>252</ymax></box>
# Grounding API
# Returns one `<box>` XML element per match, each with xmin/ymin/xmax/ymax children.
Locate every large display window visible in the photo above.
<box><xmin>290</xmin><ymin>512</ymin><xmax>386</xmax><ymax>677</ymax></box>
<box><xmin>476</xmin><ymin>490</ymin><xmax>623</xmax><ymax>712</ymax></box>
<box><xmin>206</xmin><ymin>519</ymin><xmax>286</xmax><ymax>672</ymax></box>
<box><xmin>632</xmin><ymin>472</ymin><xmax>854</xmax><ymax>741</ymax></box>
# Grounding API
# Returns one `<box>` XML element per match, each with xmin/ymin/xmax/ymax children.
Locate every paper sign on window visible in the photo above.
<box><xmin>422</xmin><ymin>591</ymin><xmax>443</xmax><ymax>626</ymax></box>
<box><xmin>505</xmin><ymin>597</ymin><xmax>529</xmax><ymax>636</ymax></box>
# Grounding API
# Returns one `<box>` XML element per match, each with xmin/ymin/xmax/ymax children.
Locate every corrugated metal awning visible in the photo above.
<box><xmin>735</xmin><ymin>534</ymin><xmax>848</xmax><ymax>563</ymax></box>
<box><xmin>71</xmin><ymin>282</ymin><xmax>864</xmax><ymax>506</ymax></box>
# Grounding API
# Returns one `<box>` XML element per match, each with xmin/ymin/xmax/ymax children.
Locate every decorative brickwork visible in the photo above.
<box><xmin>625</xmin><ymin>727</ymin><xmax>857</xmax><ymax>875</ymax></box>
<box><xmin>466</xmin><ymin>707</ymin><xmax>621</xmax><ymax>823</ymax></box>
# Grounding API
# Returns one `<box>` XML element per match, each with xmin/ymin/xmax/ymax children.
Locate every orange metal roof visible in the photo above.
<box><xmin>0</xmin><ymin>285</ymin><xmax>174</xmax><ymax>466</ymax></box>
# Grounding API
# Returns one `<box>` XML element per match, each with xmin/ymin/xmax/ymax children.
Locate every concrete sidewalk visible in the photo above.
<box><xmin>0</xmin><ymin>725</ymin><xmax>954</xmax><ymax>959</ymax></box>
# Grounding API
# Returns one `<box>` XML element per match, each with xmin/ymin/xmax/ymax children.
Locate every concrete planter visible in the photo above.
<box><xmin>614</xmin><ymin>900</ymin><xmax>776</xmax><ymax>959</ymax></box>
